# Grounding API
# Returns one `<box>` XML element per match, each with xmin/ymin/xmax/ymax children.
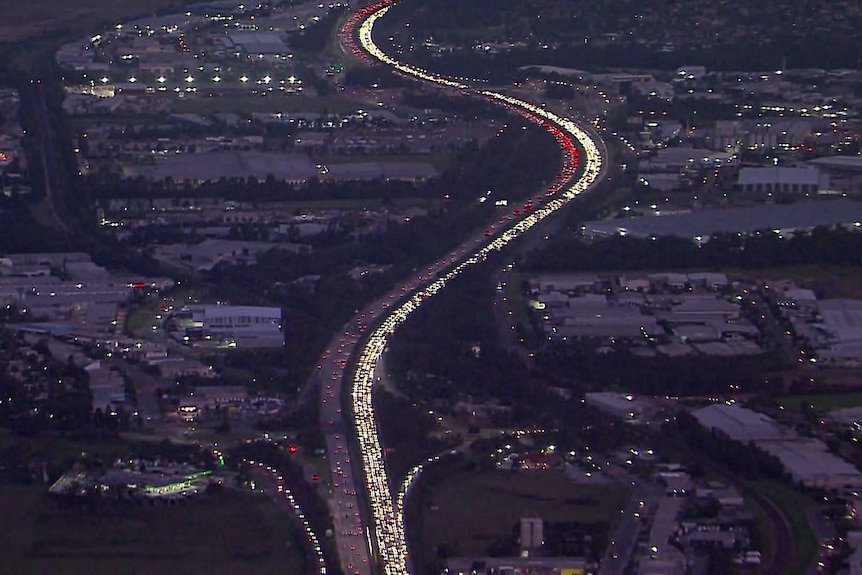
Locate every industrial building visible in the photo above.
<box><xmin>807</xmin><ymin>156</ymin><xmax>862</xmax><ymax>195</ymax></box>
<box><xmin>781</xmin><ymin>293</ymin><xmax>862</xmax><ymax>366</ymax></box>
<box><xmin>122</xmin><ymin>151</ymin><xmax>319</xmax><ymax>184</ymax></box>
<box><xmin>585</xmin><ymin>392</ymin><xmax>656</xmax><ymax>422</ymax></box>
<box><xmin>181</xmin><ymin>304</ymin><xmax>283</xmax><ymax>344</ymax></box>
<box><xmin>520</xmin><ymin>517</ymin><xmax>544</xmax><ymax>554</ymax></box>
<box><xmin>581</xmin><ymin>199</ymin><xmax>862</xmax><ymax>241</ymax></box>
<box><xmin>226</xmin><ymin>31</ymin><xmax>289</xmax><ymax>57</ymax></box>
<box><xmin>758</xmin><ymin>438</ymin><xmax>862</xmax><ymax>489</ymax></box>
<box><xmin>736</xmin><ymin>166</ymin><xmax>825</xmax><ymax>195</ymax></box>
<box><xmin>693</xmin><ymin>403</ymin><xmax>862</xmax><ymax>489</ymax></box>
<box><xmin>532</xmin><ymin>272</ymin><xmax>760</xmax><ymax>355</ymax></box>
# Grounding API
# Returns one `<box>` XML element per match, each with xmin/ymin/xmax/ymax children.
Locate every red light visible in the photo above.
<box><xmin>288</xmin><ymin>444</ymin><xmax>298</xmax><ymax>453</ymax></box>
<box><xmin>312</xmin><ymin>474</ymin><xmax>320</xmax><ymax>481</ymax></box>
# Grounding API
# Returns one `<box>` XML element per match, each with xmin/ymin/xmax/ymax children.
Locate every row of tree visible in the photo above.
<box><xmin>526</xmin><ymin>225</ymin><xmax>862</xmax><ymax>272</ymax></box>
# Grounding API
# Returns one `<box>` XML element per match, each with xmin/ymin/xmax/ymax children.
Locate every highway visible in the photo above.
<box><xmin>317</xmin><ymin>2</ymin><xmax>606</xmax><ymax>574</ymax></box>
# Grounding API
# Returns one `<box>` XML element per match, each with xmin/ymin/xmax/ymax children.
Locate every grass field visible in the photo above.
<box><xmin>172</xmin><ymin>94</ymin><xmax>366</xmax><ymax>116</ymax></box>
<box><xmin>0</xmin><ymin>430</ymin><xmax>133</xmax><ymax>464</ymax></box>
<box><xmin>413</xmin><ymin>470</ymin><xmax>628</xmax><ymax>560</ymax></box>
<box><xmin>744</xmin><ymin>494</ymin><xmax>777</xmax><ymax>571</ymax></box>
<box><xmin>125</xmin><ymin>308</ymin><xmax>155</xmax><ymax>336</ymax></box>
<box><xmin>776</xmin><ymin>392</ymin><xmax>862</xmax><ymax>413</ymax></box>
<box><xmin>749</xmin><ymin>480</ymin><xmax>818</xmax><ymax>575</ymax></box>
<box><xmin>0</xmin><ymin>485</ymin><xmax>308</xmax><ymax>575</ymax></box>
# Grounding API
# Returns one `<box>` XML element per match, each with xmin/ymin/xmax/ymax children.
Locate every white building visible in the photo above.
<box><xmin>693</xmin><ymin>403</ymin><xmax>862</xmax><ymax>489</ymax></box>
<box><xmin>189</xmin><ymin>305</ymin><xmax>282</xmax><ymax>337</ymax></box>
<box><xmin>737</xmin><ymin>166</ymin><xmax>825</xmax><ymax>195</ymax></box>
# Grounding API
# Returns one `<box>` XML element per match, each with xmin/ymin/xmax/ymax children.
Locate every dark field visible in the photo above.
<box><xmin>0</xmin><ymin>485</ymin><xmax>308</xmax><ymax>575</ymax></box>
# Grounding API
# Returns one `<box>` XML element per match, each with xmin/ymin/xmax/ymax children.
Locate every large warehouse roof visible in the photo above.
<box><xmin>737</xmin><ymin>166</ymin><xmax>819</xmax><ymax>187</ymax></box>
<box><xmin>759</xmin><ymin>438</ymin><xmax>862</xmax><ymax>486</ymax></box>
<box><xmin>692</xmin><ymin>403</ymin><xmax>787</xmax><ymax>441</ymax></box>
<box><xmin>809</xmin><ymin>156</ymin><xmax>862</xmax><ymax>173</ymax></box>
<box><xmin>582</xmin><ymin>200</ymin><xmax>862</xmax><ymax>240</ymax></box>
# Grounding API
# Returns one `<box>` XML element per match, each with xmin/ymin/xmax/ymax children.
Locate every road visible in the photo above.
<box><xmin>315</xmin><ymin>3</ymin><xmax>607</xmax><ymax>574</ymax></box>
<box><xmin>598</xmin><ymin>470</ymin><xmax>663</xmax><ymax>575</ymax></box>
<box><xmin>317</xmin><ymin>323</ymin><xmax>374</xmax><ymax>575</ymax></box>
<box><xmin>247</xmin><ymin>457</ymin><xmax>327</xmax><ymax>574</ymax></box>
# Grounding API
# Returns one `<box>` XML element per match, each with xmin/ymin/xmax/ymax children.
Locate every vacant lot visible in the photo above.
<box><xmin>0</xmin><ymin>485</ymin><xmax>308</xmax><ymax>575</ymax></box>
<box><xmin>411</xmin><ymin>470</ymin><xmax>628</xmax><ymax>563</ymax></box>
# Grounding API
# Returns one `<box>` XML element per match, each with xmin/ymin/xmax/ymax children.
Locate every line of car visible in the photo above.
<box><xmin>327</xmin><ymin>2</ymin><xmax>606</xmax><ymax>574</ymax></box>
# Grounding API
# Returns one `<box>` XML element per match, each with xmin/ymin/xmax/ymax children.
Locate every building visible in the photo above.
<box><xmin>693</xmin><ymin>403</ymin><xmax>862</xmax><ymax>489</ymax></box>
<box><xmin>692</xmin><ymin>403</ymin><xmax>788</xmax><ymax>442</ymax></box>
<box><xmin>187</xmin><ymin>304</ymin><xmax>282</xmax><ymax>340</ymax></box>
<box><xmin>585</xmin><ymin>392</ymin><xmax>655</xmax><ymax>422</ymax></box>
<box><xmin>581</xmin><ymin>200</ymin><xmax>862</xmax><ymax>241</ymax></box>
<box><xmin>736</xmin><ymin>166</ymin><xmax>824</xmax><ymax>195</ymax></box>
<box><xmin>808</xmin><ymin>156</ymin><xmax>862</xmax><ymax>195</ymax></box>
<box><xmin>178</xmin><ymin>385</ymin><xmax>248</xmax><ymax>420</ymax></box>
<box><xmin>758</xmin><ymin>438</ymin><xmax>862</xmax><ymax>489</ymax></box>
<box><xmin>227</xmin><ymin>31</ymin><xmax>289</xmax><ymax>58</ymax></box>
<box><xmin>520</xmin><ymin>517</ymin><xmax>544</xmax><ymax>553</ymax></box>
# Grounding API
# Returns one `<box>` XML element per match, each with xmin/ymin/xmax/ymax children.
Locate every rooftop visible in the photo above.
<box><xmin>737</xmin><ymin>166</ymin><xmax>820</xmax><ymax>186</ymax></box>
<box><xmin>692</xmin><ymin>403</ymin><xmax>787</xmax><ymax>441</ymax></box>
<box><xmin>584</xmin><ymin>200</ymin><xmax>862</xmax><ymax>240</ymax></box>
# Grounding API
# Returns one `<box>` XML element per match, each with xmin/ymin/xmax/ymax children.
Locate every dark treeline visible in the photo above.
<box><xmin>85</xmin><ymin>174</ymin><xmax>429</xmax><ymax>202</ymax></box>
<box><xmin>288</xmin><ymin>6</ymin><xmax>347</xmax><ymax>54</ymax></box>
<box><xmin>525</xmin><ymin>224</ymin><xmax>862</xmax><ymax>272</ymax></box>
<box><xmin>535</xmin><ymin>340</ymin><xmax>784</xmax><ymax>397</ymax></box>
<box><xmin>399</xmin><ymin>40</ymin><xmax>862</xmax><ymax>84</ymax></box>
<box><xmin>386</xmin><ymin>260</ymin><xmax>532</xmax><ymax>405</ymax></box>
<box><xmin>380</xmin><ymin>0</ymin><xmax>862</xmax><ymax>80</ymax></box>
<box><xmin>374</xmin><ymin>389</ymin><xmax>457</xmax><ymax>483</ymax></box>
<box><xmin>400</xmin><ymin>89</ymin><xmax>511</xmax><ymax>120</ymax></box>
<box><xmin>344</xmin><ymin>65</ymin><xmax>410</xmax><ymax>89</ymax></box>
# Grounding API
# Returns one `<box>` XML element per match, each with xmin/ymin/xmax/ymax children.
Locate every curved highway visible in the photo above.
<box><xmin>318</xmin><ymin>2</ymin><xmax>606</xmax><ymax>574</ymax></box>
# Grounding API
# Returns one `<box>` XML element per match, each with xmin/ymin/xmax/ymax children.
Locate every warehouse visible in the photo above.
<box><xmin>736</xmin><ymin>166</ymin><xmax>824</xmax><ymax>194</ymax></box>
<box><xmin>693</xmin><ymin>403</ymin><xmax>862</xmax><ymax>489</ymax></box>
<box><xmin>581</xmin><ymin>200</ymin><xmax>862</xmax><ymax>241</ymax></box>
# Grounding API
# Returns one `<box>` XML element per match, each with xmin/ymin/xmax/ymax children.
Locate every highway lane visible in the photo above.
<box><xmin>318</xmin><ymin>326</ymin><xmax>374</xmax><ymax>575</ymax></box>
<box><xmin>314</xmin><ymin>2</ymin><xmax>607</xmax><ymax>574</ymax></box>
<box><xmin>246</xmin><ymin>457</ymin><xmax>327</xmax><ymax>574</ymax></box>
